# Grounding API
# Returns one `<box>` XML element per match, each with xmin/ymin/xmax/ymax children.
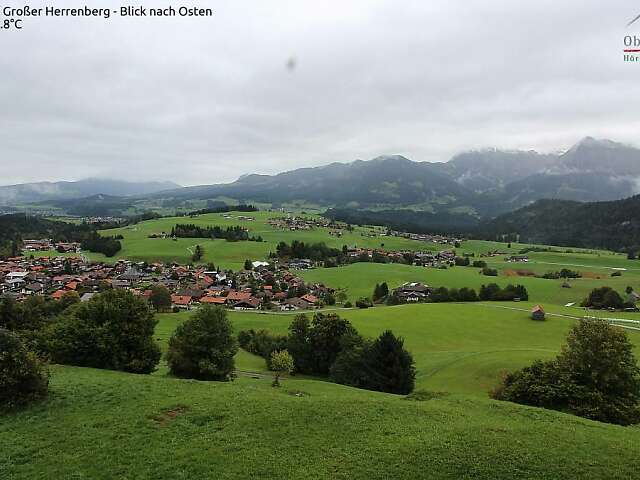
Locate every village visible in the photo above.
<box><xmin>0</xmin><ymin>252</ymin><xmax>336</xmax><ymax>313</ymax></box>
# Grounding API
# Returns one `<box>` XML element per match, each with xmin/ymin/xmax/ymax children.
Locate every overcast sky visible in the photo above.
<box><xmin>1</xmin><ymin>0</ymin><xmax>639</xmax><ymax>186</ymax></box>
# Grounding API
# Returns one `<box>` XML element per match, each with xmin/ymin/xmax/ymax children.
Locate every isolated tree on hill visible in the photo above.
<box><xmin>149</xmin><ymin>285</ymin><xmax>172</xmax><ymax>312</ymax></box>
<box><xmin>167</xmin><ymin>306</ymin><xmax>238</xmax><ymax>381</ymax></box>
<box><xmin>270</xmin><ymin>350</ymin><xmax>294</xmax><ymax>387</ymax></box>
<box><xmin>492</xmin><ymin>319</ymin><xmax>640</xmax><ymax>425</ymax></box>
<box><xmin>366</xmin><ymin>330</ymin><xmax>416</xmax><ymax>394</ymax></box>
<box><xmin>192</xmin><ymin>244</ymin><xmax>204</xmax><ymax>262</ymax></box>
<box><xmin>330</xmin><ymin>330</ymin><xmax>416</xmax><ymax>395</ymax></box>
<box><xmin>373</xmin><ymin>283</ymin><xmax>389</xmax><ymax>302</ymax></box>
<box><xmin>373</xmin><ymin>283</ymin><xmax>382</xmax><ymax>301</ymax></box>
<box><xmin>287</xmin><ymin>313</ymin><xmax>357</xmax><ymax>375</ymax></box>
<box><xmin>286</xmin><ymin>314</ymin><xmax>314</xmax><ymax>374</ymax></box>
<box><xmin>0</xmin><ymin>329</ymin><xmax>49</xmax><ymax>410</ymax></box>
<box><xmin>46</xmin><ymin>289</ymin><xmax>161</xmax><ymax>374</ymax></box>
<box><xmin>329</xmin><ymin>332</ymin><xmax>371</xmax><ymax>388</ymax></box>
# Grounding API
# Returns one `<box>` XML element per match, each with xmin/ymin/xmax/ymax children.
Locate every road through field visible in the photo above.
<box><xmin>476</xmin><ymin>303</ymin><xmax>640</xmax><ymax>331</ymax></box>
<box><xmin>532</xmin><ymin>260</ymin><xmax>640</xmax><ymax>271</ymax></box>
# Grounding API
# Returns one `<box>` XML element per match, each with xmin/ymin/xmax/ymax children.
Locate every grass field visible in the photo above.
<box><xmin>299</xmin><ymin>261</ymin><xmax>640</xmax><ymax>308</ymax></box>
<box><xmin>2</xmin><ymin>363</ymin><xmax>640</xmax><ymax>479</ymax></box>
<box><xmin>4</xmin><ymin>294</ymin><xmax>640</xmax><ymax>478</ymax></box>
<box><xmin>89</xmin><ymin>211</ymin><xmax>447</xmax><ymax>269</ymax></box>
<box><xmin>153</xmin><ymin>302</ymin><xmax>640</xmax><ymax>396</ymax></box>
<box><xmin>7</xmin><ymin>212</ymin><xmax>640</xmax><ymax>478</ymax></box>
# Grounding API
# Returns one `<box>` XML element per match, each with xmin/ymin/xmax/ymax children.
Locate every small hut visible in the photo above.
<box><xmin>531</xmin><ymin>305</ymin><xmax>546</xmax><ymax>321</ymax></box>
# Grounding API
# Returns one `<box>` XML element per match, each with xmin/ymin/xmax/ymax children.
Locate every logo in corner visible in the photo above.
<box><xmin>624</xmin><ymin>14</ymin><xmax>640</xmax><ymax>62</ymax></box>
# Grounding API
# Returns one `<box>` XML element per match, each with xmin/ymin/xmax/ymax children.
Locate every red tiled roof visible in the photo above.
<box><xmin>171</xmin><ymin>295</ymin><xmax>192</xmax><ymax>306</ymax></box>
<box><xmin>301</xmin><ymin>294</ymin><xmax>318</xmax><ymax>304</ymax></box>
<box><xmin>227</xmin><ymin>291</ymin><xmax>251</xmax><ymax>301</ymax></box>
<box><xmin>200</xmin><ymin>296</ymin><xmax>226</xmax><ymax>304</ymax></box>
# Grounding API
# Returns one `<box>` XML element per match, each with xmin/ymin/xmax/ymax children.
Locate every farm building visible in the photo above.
<box><xmin>531</xmin><ymin>305</ymin><xmax>545</xmax><ymax>321</ymax></box>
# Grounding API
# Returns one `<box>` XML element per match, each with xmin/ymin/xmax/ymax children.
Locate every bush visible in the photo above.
<box><xmin>270</xmin><ymin>350</ymin><xmax>294</xmax><ymax>387</ymax></box>
<box><xmin>479</xmin><ymin>283</ymin><xmax>528</xmax><ymax>301</ymax></box>
<box><xmin>238</xmin><ymin>329</ymin><xmax>287</xmax><ymax>368</ymax></box>
<box><xmin>472</xmin><ymin>260</ymin><xmax>487</xmax><ymax>268</ymax></box>
<box><xmin>149</xmin><ymin>285</ymin><xmax>172</xmax><ymax>312</ymax></box>
<box><xmin>482</xmin><ymin>267</ymin><xmax>498</xmax><ymax>276</ymax></box>
<box><xmin>355</xmin><ymin>297</ymin><xmax>373</xmax><ymax>309</ymax></box>
<box><xmin>330</xmin><ymin>330</ymin><xmax>415</xmax><ymax>395</ymax></box>
<box><xmin>0</xmin><ymin>329</ymin><xmax>48</xmax><ymax>410</ymax></box>
<box><xmin>287</xmin><ymin>313</ymin><xmax>357</xmax><ymax>375</ymax></box>
<box><xmin>455</xmin><ymin>256</ymin><xmax>470</xmax><ymax>266</ymax></box>
<box><xmin>167</xmin><ymin>306</ymin><xmax>238</xmax><ymax>381</ymax></box>
<box><xmin>492</xmin><ymin>319</ymin><xmax>640</xmax><ymax>425</ymax></box>
<box><xmin>581</xmin><ymin>287</ymin><xmax>624</xmax><ymax>310</ymax></box>
<box><xmin>46</xmin><ymin>289</ymin><xmax>161</xmax><ymax>374</ymax></box>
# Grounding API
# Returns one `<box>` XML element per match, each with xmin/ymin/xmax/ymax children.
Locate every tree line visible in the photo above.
<box><xmin>171</xmin><ymin>224</ymin><xmax>263</xmax><ymax>242</ymax></box>
<box><xmin>80</xmin><ymin>232</ymin><xmax>122</xmax><ymax>257</ymax></box>
<box><xmin>239</xmin><ymin>312</ymin><xmax>416</xmax><ymax>395</ymax></box>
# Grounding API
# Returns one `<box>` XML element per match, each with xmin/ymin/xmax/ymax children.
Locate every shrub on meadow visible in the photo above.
<box><xmin>0</xmin><ymin>329</ymin><xmax>48</xmax><ymax>410</ymax></box>
<box><xmin>492</xmin><ymin>319</ymin><xmax>640</xmax><ymax>425</ymax></box>
<box><xmin>46</xmin><ymin>289</ymin><xmax>160</xmax><ymax>374</ymax></box>
<box><xmin>167</xmin><ymin>306</ymin><xmax>238</xmax><ymax>381</ymax></box>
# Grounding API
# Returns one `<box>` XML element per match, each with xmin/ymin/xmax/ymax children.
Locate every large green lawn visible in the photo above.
<box><xmin>2</xmin><ymin>365</ymin><xmax>640</xmax><ymax>479</ymax></box>
<box><xmin>91</xmin><ymin>211</ymin><xmax>447</xmax><ymax>269</ymax></box>
<box><xmin>300</xmin><ymin>261</ymin><xmax>640</xmax><ymax>308</ymax></box>
<box><xmin>156</xmin><ymin>302</ymin><xmax>640</xmax><ymax>396</ymax></box>
<box><xmin>4</xmin><ymin>299</ymin><xmax>640</xmax><ymax>478</ymax></box>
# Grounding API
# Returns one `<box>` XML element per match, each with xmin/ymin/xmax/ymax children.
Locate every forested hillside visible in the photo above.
<box><xmin>478</xmin><ymin>196</ymin><xmax>640</xmax><ymax>251</ymax></box>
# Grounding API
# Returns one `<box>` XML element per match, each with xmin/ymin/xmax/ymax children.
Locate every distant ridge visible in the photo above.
<box><xmin>0</xmin><ymin>178</ymin><xmax>181</xmax><ymax>205</ymax></box>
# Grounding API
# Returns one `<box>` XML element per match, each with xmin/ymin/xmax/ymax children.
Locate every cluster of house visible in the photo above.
<box><xmin>344</xmin><ymin>247</ymin><xmax>456</xmax><ymax>268</ymax></box>
<box><xmin>267</xmin><ymin>216</ymin><xmax>340</xmax><ymax>231</ymax></box>
<box><xmin>385</xmin><ymin>230</ymin><xmax>462</xmax><ymax>246</ymax></box>
<box><xmin>505</xmin><ymin>255</ymin><xmax>529</xmax><ymax>263</ymax></box>
<box><xmin>221</xmin><ymin>213</ymin><xmax>255</xmax><ymax>221</ymax></box>
<box><xmin>83</xmin><ymin>216</ymin><xmax>124</xmax><ymax>224</ymax></box>
<box><xmin>23</xmin><ymin>239</ymin><xmax>81</xmax><ymax>253</ymax></box>
<box><xmin>0</xmin><ymin>255</ymin><xmax>333</xmax><ymax>312</ymax></box>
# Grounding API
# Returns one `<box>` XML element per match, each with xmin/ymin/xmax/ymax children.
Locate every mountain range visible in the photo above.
<box><xmin>3</xmin><ymin>137</ymin><xmax>639</xmax><ymax>226</ymax></box>
<box><xmin>0</xmin><ymin>179</ymin><xmax>180</xmax><ymax>206</ymax></box>
<box><xmin>145</xmin><ymin>137</ymin><xmax>640</xmax><ymax>220</ymax></box>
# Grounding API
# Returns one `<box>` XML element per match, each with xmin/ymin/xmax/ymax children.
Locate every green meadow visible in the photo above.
<box><xmin>6</xmin><ymin>211</ymin><xmax>640</xmax><ymax>478</ymax></box>
<box><xmin>154</xmin><ymin>303</ymin><xmax>640</xmax><ymax>396</ymax></box>
<box><xmin>3</xmin><ymin>302</ymin><xmax>640</xmax><ymax>479</ymax></box>
<box><xmin>89</xmin><ymin>211</ymin><xmax>447</xmax><ymax>269</ymax></box>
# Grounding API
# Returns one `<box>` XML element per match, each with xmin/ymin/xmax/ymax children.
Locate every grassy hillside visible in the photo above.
<box><xmin>300</xmin><ymin>259</ymin><xmax>640</xmax><ymax>308</ymax></box>
<box><xmin>86</xmin><ymin>211</ymin><xmax>446</xmax><ymax>269</ymax></box>
<box><xmin>2</xmin><ymin>365</ymin><xmax>640</xmax><ymax>479</ymax></box>
<box><xmin>5</xmin><ymin>293</ymin><xmax>640</xmax><ymax>478</ymax></box>
<box><xmin>154</xmin><ymin>303</ymin><xmax>640</xmax><ymax>396</ymax></box>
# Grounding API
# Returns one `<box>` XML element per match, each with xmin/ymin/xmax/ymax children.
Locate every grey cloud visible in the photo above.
<box><xmin>1</xmin><ymin>0</ymin><xmax>638</xmax><ymax>186</ymax></box>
